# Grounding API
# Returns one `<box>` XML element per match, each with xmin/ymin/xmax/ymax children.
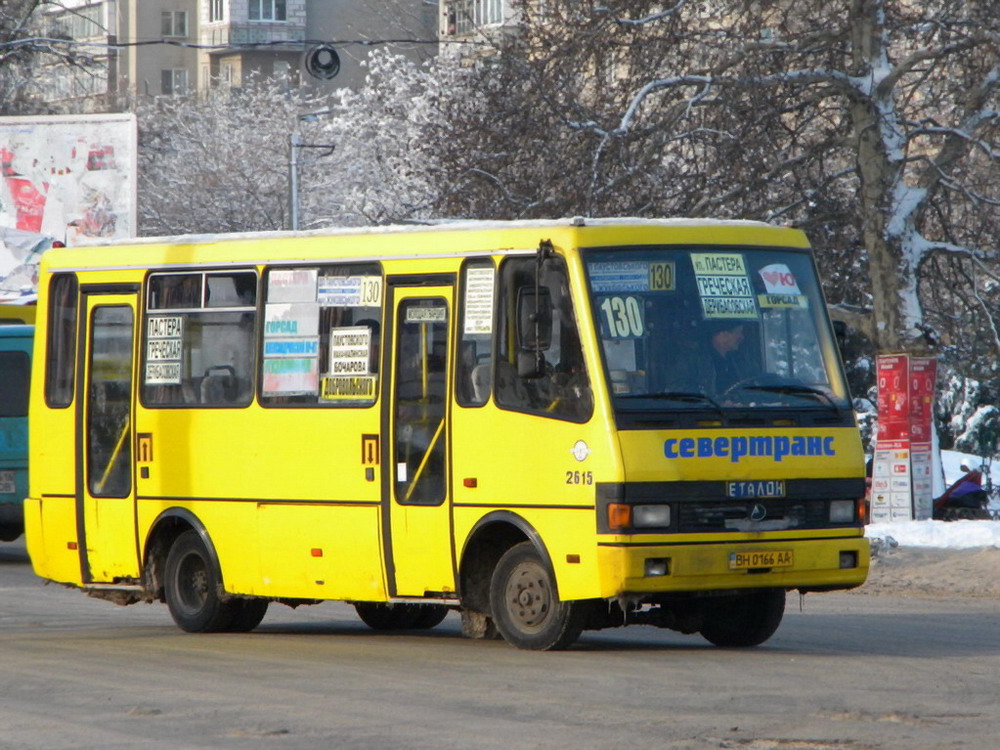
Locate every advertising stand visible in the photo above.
<box><xmin>870</xmin><ymin>354</ymin><xmax>937</xmax><ymax>521</ymax></box>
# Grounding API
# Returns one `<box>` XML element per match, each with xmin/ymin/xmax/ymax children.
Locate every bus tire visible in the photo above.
<box><xmin>699</xmin><ymin>588</ymin><xmax>785</xmax><ymax>648</ymax></box>
<box><xmin>164</xmin><ymin>529</ymin><xmax>236</xmax><ymax>633</ymax></box>
<box><xmin>226</xmin><ymin>598</ymin><xmax>269</xmax><ymax>632</ymax></box>
<box><xmin>408</xmin><ymin>604</ymin><xmax>449</xmax><ymax>629</ymax></box>
<box><xmin>355</xmin><ymin>602</ymin><xmax>423</xmax><ymax>630</ymax></box>
<box><xmin>489</xmin><ymin>541</ymin><xmax>585</xmax><ymax>651</ymax></box>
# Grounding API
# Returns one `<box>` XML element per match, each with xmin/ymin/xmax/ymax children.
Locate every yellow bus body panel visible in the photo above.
<box><xmin>133</xmin><ymin>400</ymin><xmax>387</xmax><ymax>600</ymax></box>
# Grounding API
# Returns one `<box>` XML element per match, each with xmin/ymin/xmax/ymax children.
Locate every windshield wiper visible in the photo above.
<box><xmin>740</xmin><ymin>384</ymin><xmax>841</xmax><ymax>411</ymax></box>
<box><xmin>616</xmin><ymin>391</ymin><xmax>725</xmax><ymax>413</ymax></box>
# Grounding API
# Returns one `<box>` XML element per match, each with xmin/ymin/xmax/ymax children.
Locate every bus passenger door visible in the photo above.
<box><xmin>383</xmin><ymin>284</ymin><xmax>456</xmax><ymax>598</ymax></box>
<box><xmin>77</xmin><ymin>291</ymin><xmax>140</xmax><ymax>583</ymax></box>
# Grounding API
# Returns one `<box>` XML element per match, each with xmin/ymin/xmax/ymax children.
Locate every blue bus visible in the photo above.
<box><xmin>0</xmin><ymin>324</ymin><xmax>32</xmax><ymax>541</ymax></box>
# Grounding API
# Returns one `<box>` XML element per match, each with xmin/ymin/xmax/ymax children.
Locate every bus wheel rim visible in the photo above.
<box><xmin>504</xmin><ymin>561</ymin><xmax>552</xmax><ymax>633</ymax></box>
<box><xmin>177</xmin><ymin>553</ymin><xmax>209</xmax><ymax>613</ymax></box>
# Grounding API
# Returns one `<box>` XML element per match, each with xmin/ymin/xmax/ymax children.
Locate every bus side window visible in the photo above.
<box><xmin>142</xmin><ymin>271</ymin><xmax>257</xmax><ymax>408</ymax></box>
<box><xmin>456</xmin><ymin>259</ymin><xmax>495</xmax><ymax>407</ymax></box>
<box><xmin>45</xmin><ymin>273</ymin><xmax>78</xmax><ymax>408</ymax></box>
<box><xmin>495</xmin><ymin>256</ymin><xmax>593</xmax><ymax>423</ymax></box>
<box><xmin>260</xmin><ymin>264</ymin><xmax>382</xmax><ymax>407</ymax></box>
<box><xmin>88</xmin><ymin>306</ymin><xmax>134</xmax><ymax>498</ymax></box>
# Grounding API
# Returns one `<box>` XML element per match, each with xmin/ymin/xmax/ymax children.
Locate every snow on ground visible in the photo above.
<box><xmin>866</xmin><ymin>519</ymin><xmax>1000</xmax><ymax>549</ymax></box>
<box><xmin>865</xmin><ymin>449</ymin><xmax>1000</xmax><ymax>550</ymax></box>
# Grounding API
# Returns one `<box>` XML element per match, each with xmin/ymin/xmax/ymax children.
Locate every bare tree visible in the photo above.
<box><xmin>0</xmin><ymin>0</ymin><xmax>49</xmax><ymax>114</ymax></box>
<box><xmin>0</xmin><ymin>0</ymin><xmax>110</xmax><ymax>115</ymax></box>
<box><xmin>436</xmin><ymin>0</ymin><xmax>1000</xmax><ymax>361</ymax></box>
<box><xmin>136</xmin><ymin>78</ymin><xmax>329</xmax><ymax>235</ymax></box>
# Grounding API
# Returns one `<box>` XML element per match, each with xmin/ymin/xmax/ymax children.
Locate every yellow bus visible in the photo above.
<box><xmin>25</xmin><ymin>219</ymin><xmax>868</xmax><ymax>650</ymax></box>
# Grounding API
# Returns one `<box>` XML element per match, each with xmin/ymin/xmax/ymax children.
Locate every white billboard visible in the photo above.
<box><xmin>0</xmin><ymin>113</ymin><xmax>137</xmax><ymax>244</ymax></box>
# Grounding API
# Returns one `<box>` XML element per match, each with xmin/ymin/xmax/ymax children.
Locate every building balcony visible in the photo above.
<box><xmin>202</xmin><ymin>22</ymin><xmax>305</xmax><ymax>50</ymax></box>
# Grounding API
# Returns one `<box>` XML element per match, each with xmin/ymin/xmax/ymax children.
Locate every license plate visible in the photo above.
<box><xmin>727</xmin><ymin>480</ymin><xmax>785</xmax><ymax>498</ymax></box>
<box><xmin>0</xmin><ymin>471</ymin><xmax>14</xmax><ymax>495</ymax></box>
<box><xmin>729</xmin><ymin>550</ymin><xmax>794</xmax><ymax>569</ymax></box>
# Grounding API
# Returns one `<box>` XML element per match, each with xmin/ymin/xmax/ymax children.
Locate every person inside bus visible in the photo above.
<box><xmin>669</xmin><ymin>318</ymin><xmax>749</xmax><ymax>397</ymax></box>
<box><xmin>707</xmin><ymin>321</ymin><xmax>746</xmax><ymax>393</ymax></box>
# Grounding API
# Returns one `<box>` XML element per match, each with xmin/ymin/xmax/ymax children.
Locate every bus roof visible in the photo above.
<box><xmin>43</xmin><ymin>218</ymin><xmax>811</xmax><ymax>272</ymax></box>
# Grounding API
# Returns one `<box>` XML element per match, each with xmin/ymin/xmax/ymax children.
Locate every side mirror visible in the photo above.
<box><xmin>516</xmin><ymin>286</ymin><xmax>552</xmax><ymax>350</ymax></box>
<box><xmin>516</xmin><ymin>287</ymin><xmax>552</xmax><ymax>379</ymax></box>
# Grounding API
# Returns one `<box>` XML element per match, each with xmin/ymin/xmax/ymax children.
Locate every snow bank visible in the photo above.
<box><xmin>866</xmin><ymin>520</ymin><xmax>1000</xmax><ymax>550</ymax></box>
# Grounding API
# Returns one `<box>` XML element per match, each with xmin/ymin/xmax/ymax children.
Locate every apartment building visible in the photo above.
<box><xmin>31</xmin><ymin>0</ymin><xmax>199</xmax><ymax>108</ymax></box>
<box><xmin>441</xmin><ymin>0</ymin><xmax>507</xmax><ymax>37</ymax></box>
<box><xmin>437</xmin><ymin>0</ymin><xmax>520</xmax><ymax>62</ymax></box>
<box><xmin>32</xmin><ymin>0</ymin><xmax>438</xmax><ymax>110</ymax></box>
<box><xmin>306</xmin><ymin>1</ymin><xmax>439</xmax><ymax>90</ymax></box>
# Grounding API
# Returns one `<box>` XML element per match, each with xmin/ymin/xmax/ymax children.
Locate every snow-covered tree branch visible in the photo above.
<box><xmin>437</xmin><ymin>0</ymin><xmax>1000</xmax><ymax>364</ymax></box>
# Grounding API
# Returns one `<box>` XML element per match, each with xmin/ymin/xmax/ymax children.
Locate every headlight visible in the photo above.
<box><xmin>633</xmin><ymin>504</ymin><xmax>671</xmax><ymax>528</ymax></box>
<box><xmin>829</xmin><ymin>500</ymin><xmax>855</xmax><ymax>523</ymax></box>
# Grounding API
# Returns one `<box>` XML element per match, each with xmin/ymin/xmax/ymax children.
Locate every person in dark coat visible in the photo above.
<box><xmin>668</xmin><ymin>319</ymin><xmax>749</xmax><ymax>397</ymax></box>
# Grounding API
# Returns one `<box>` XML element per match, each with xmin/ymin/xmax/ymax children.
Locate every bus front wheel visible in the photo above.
<box><xmin>699</xmin><ymin>588</ymin><xmax>786</xmax><ymax>647</ymax></box>
<box><xmin>164</xmin><ymin>529</ymin><xmax>237</xmax><ymax>633</ymax></box>
<box><xmin>227</xmin><ymin>598</ymin><xmax>269</xmax><ymax>632</ymax></box>
<box><xmin>489</xmin><ymin>541</ymin><xmax>585</xmax><ymax>651</ymax></box>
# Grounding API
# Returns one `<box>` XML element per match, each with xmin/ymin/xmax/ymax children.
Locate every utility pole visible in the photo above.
<box><xmin>288</xmin><ymin>131</ymin><xmax>302</xmax><ymax>231</ymax></box>
<box><xmin>287</xmin><ymin>126</ymin><xmax>334</xmax><ymax>231</ymax></box>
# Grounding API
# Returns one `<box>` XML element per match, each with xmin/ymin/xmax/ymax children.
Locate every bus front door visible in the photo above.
<box><xmin>76</xmin><ymin>291</ymin><xmax>140</xmax><ymax>583</ymax></box>
<box><xmin>383</xmin><ymin>285</ymin><xmax>456</xmax><ymax>598</ymax></box>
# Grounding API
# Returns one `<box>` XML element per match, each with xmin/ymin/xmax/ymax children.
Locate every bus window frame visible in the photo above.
<box><xmin>258</xmin><ymin>261</ymin><xmax>384</xmax><ymax>410</ymax></box>
<box><xmin>140</xmin><ymin>268</ymin><xmax>259</xmax><ymax>410</ymax></box>
<box><xmin>455</xmin><ymin>257</ymin><xmax>497</xmax><ymax>409</ymax></box>
<box><xmin>85</xmin><ymin>303</ymin><xmax>135</xmax><ymax>499</ymax></box>
<box><xmin>494</xmin><ymin>254</ymin><xmax>594</xmax><ymax>424</ymax></box>
<box><xmin>44</xmin><ymin>272</ymin><xmax>79</xmax><ymax>409</ymax></box>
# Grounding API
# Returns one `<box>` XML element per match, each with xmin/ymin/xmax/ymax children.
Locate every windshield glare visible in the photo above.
<box><xmin>584</xmin><ymin>246</ymin><xmax>848</xmax><ymax>411</ymax></box>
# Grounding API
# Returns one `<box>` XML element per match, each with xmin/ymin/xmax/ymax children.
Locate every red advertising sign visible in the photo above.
<box><xmin>876</xmin><ymin>355</ymin><xmax>910</xmax><ymax>443</ymax></box>
<box><xmin>908</xmin><ymin>356</ymin><xmax>937</xmax><ymax>446</ymax></box>
<box><xmin>872</xmin><ymin>354</ymin><xmax>937</xmax><ymax>521</ymax></box>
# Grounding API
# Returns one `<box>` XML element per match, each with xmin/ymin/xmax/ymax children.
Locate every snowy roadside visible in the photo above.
<box><xmin>860</xmin><ymin>517</ymin><xmax>1000</xmax><ymax>598</ymax></box>
<box><xmin>856</xmin><ymin>448</ymin><xmax>1000</xmax><ymax>596</ymax></box>
<box><xmin>865</xmin><ymin>520</ymin><xmax>1000</xmax><ymax>550</ymax></box>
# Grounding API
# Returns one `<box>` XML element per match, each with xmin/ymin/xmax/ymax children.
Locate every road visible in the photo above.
<box><xmin>2</xmin><ymin>538</ymin><xmax>999</xmax><ymax>750</ymax></box>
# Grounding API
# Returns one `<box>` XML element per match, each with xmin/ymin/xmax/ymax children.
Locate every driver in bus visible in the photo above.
<box><xmin>669</xmin><ymin>318</ymin><xmax>749</xmax><ymax>397</ymax></box>
<box><xmin>707</xmin><ymin>321</ymin><xmax>746</xmax><ymax>393</ymax></box>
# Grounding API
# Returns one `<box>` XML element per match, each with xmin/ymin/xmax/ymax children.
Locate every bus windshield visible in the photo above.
<box><xmin>583</xmin><ymin>245</ymin><xmax>850</xmax><ymax>415</ymax></box>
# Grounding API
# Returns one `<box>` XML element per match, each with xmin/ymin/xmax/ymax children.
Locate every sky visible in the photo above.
<box><xmin>865</xmin><ymin>449</ymin><xmax>1000</xmax><ymax>549</ymax></box>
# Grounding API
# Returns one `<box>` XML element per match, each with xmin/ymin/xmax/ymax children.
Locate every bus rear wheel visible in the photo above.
<box><xmin>699</xmin><ymin>588</ymin><xmax>786</xmax><ymax>648</ymax></box>
<box><xmin>164</xmin><ymin>529</ymin><xmax>237</xmax><ymax>633</ymax></box>
<box><xmin>489</xmin><ymin>542</ymin><xmax>585</xmax><ymax>651</ymax></box>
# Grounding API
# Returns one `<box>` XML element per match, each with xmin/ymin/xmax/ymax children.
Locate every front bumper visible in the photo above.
<box><xmin>597</xmin><ymin>532</ymin><xmax>869</xmax><ymax>596</ymax></box>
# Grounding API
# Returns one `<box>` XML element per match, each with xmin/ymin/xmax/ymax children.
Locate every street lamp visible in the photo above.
<box><xmin>288</xmin><ymin>111</ymin><xmax>335</xmax><ymax>231</ymax></box>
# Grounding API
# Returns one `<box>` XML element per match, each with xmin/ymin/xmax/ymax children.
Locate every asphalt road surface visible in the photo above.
<box><xmin>2</xmin><ymin>538</ymin><xmax>999</xmax><ymax>750</ymax></box>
